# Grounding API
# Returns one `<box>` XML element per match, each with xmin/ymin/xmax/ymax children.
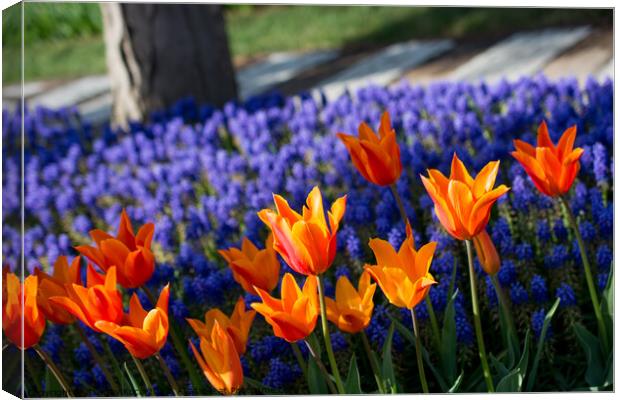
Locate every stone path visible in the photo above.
<box><xmin>313</xmin><ymin>39</ymin><xmax>454</xmax><ymax>100</ymax></box>
<box><xmin>450</xmin><ymin>27</ymin><xmax>592</xmax><ymax>82</ymax></box>
<box><xmin>237</xmin><ymin>50</ymin><xmax>339</xmax><ymax>98</ymax></box>
<box><xmin>2</xmin><ymin>26</ymin><xmax>613</xmax><ymax>123</ymax></box>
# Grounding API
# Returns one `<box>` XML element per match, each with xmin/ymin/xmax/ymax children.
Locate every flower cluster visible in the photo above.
<box><xmin>2</xmin><ymin>74</ymin><xmax>613</xmax><ymax>395</ymax></box>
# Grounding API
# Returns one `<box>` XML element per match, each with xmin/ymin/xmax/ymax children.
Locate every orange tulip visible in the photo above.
<box><xmin>337</xmin><ymin>111</ymin><xmax>402</xmax><ymax>186</ymax></box>
<box><xmin>190</xmin><ymin>321</ymin><xmax>243</xmax><ymax>395</ymax></box>
<box><xmin>34</xmin><ymin>255</ymin><xmax>82</xmax><ymax>325</ymax></box>
<box><xmin>251</xmin><ymin>273</ymin><xmax>319</xmax><ymax>342</ymax></box>
<box><xmin>2</xmin><ymin>271</ymin><xmax>46</xmax><ymax>349</ymax></box>
<box><xmin>186</xmin><ymin>297</ymin><xmax>255</xmax><ymax>355</ymax></box>
<box><xmin>473</xmin><ymin>230</ymin><xmax>501</xmax><ymax>275</ymax></box>
<box><xmin>365</xmin><ymin>235</ymin><xmax>437</xmax><ymax>309</ymax></box>
<box><xmin>511</xmin><ymin>121</ymin><xmax>584</xmax><ymax>197</ymax></box>
<box><xmin>49</xmin><ymin>266</ymin><xmax>123</xmax><ymax>332</ymax></box>
<box><xmin>95</xmin><ymin>285</ymin><xmax>170</xmax><ymax>359</ymax></box>
<box><xmin>258</xmin><ymin>186</ymin><xmax>346</xmax><ymax>276</ymax></box>
<box><xmin>421</xmin><ymin>153</ymin><xmax>510</xmax><ymax>241</ymax></box>
<box><xmin>76</xmin><ymin>209</ymin><xmax>155</xmax><ymax>288</ymax></box>
<box><xmin>325</xmin><ymin>271</ymin><xmax>376</xmax><ymax>333</ymax></box>
<box><xmin>219</xmin><ymin>234</ymin><xmax>280</xmax><ymax>295</ymax></box>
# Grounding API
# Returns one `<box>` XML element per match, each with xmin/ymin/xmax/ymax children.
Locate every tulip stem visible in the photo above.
<box><xmin>361</xmin><ymin>331</ymin><xmax>386</xmax><ymax>393</ymax></box>
<box><xmin>155</xmin><ymin>351</ymin><xmax>182</xmax><ymax>396</ymax></box>
<box><xmin>465</xmin><ymin>240</ymin><xmax>494</xmax><ymax>392</ymax></box>
<box><xmin>131</xmin><ymin>355</ymin><xmax>154</xmax><ymax>396</ymax></box>
<box><xmin>390</xmin><ymin>184</ymin><xmax>442</xmax><ymax>351</ymax></box>
<box><xmin>33</xmin><ymin>345</ymin><xmax>74</xmax><ymax>397</ymax></box>
<box><xmin>290</xmin><ymin>343</ymin><xmax>308</xmax><ymax>382</ymax></box>
<box><xmin>316</xmin><ymin>275</ymin><xmax>346</xmax><ymax>394</ymax></box>
<box><xmin>142</xmin><ymin>285</ymin><xmax>206</xmax><ymax>393</ymax></box>
<box><xmin>303</xmin><ymin>339</ymin><xmax>338</xmax><ymax>394</ymax></box>
<box><xmin>490</xmin><ymin>274</ymin><xmax>519</xmax><ymax>345</ymax></box>
<box><xmin>409</xmin><ymin>308</ymin><xmax>429</xmax><ymax>393</ymax></box>
<box><xmin>559</xmin><ymin>196</ymin><xmax>609</xmax><ymax>353</ymax></box>
<box><xmin>75</xmin><ymin>324</ymin><xmax>120</xmax><ymax>394</ymax></box>
<box><xmin>389</xmin><ymin>184</ymin><xmax>411</xmax><ymax>233</ymax></box>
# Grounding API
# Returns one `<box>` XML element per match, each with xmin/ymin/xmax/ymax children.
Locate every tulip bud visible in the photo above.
<box><xmin>473</xmin><ymin>230</ymin><xmax>501</xmax><ymax>275</ymax></box>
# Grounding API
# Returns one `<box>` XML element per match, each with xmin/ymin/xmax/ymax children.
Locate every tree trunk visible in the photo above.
<box><xmin>101</xmin><ymin>3</ymin><xmax>237</xmax><ymax>126</ymax></box>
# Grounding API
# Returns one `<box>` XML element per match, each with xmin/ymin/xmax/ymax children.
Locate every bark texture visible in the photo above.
<box><xmin>101</xmin><ymin>3</ymin><xmax>237</xmax><ymax>126</ymax></box>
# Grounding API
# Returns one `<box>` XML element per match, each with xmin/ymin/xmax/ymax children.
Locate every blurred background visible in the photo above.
<box><xmin>1</xmin><ymin>3</ymin><xmax>613</xmax><ymax>124</ymax></box>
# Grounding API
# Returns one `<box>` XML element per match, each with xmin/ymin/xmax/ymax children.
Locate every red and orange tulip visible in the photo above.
<box><xmin>2</xmin><ymin>271</ymin><xmax>46</xmax><ymax>349</ymax></box>
<box><xmin>421</xmin><ymin>153</ymin><xmax>510</xmax><ymax>241</ymax></box>
<box><xmin>337</xmin><ymin>111</ymin><xmax>402</xmax><ymax>186</ymax></box>
<box><xmin>190</xmin><ymin>321</ymin><xmax>244</xmax><ymax>395</ymax></box>
<box><xmin>35</xmin><ymin>255</ymin><xmax>82</xmax><ymax>325</ymax></box>
<box><xmin>511</xmin><ymin>121</ymin><xmax>584</xmax><ymax>197</ymax></box>
<box><xmin>251</xmin><ymin>273</ymin><xmax>319</xmax><ymax>342</ymax></box>
<box><xmin>96</xmin><ymin>285</ymin><xmax>170</xmax><ymax>359</ymax></box>
<box><xmin>365</xmin><ymin>235</ymin><xmax>437</xmax><ymax>309</ymax></box>
<box><xmin>325</xmin><ymin>271</ymin><xmax>376</xmax><ymax>333</ymax></box>
<box><xmin>49</xmin><ymin>266</ymin><xmax>123</xmax><ymax>332</ymax></box>
<box><xmin>76</xmin><ymin>209</ymin><xmax>155</xmax><ymax>288</ymax></box>
<box><xmin>219</xmin><ymin>235</ymin><xmax>280</xmax><ymax>295</ymax></box>
<box><xmin>258</xmin><ymin>186</ymin><xmax>346</xmax><ymax>276</ymax></box>
<box><xmin>187</xmin><ymin>297</ymin><xmax>255</xmax><ymax>355</ymax></box>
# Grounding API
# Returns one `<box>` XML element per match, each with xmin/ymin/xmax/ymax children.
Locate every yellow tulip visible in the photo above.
<box><xmin>365</xmin><ymin>235</ymin><xmax>437</xmax><ymax>309</ymax></box>
<box><xmin>325</xmin><ymin>271</ymin><xmax>376</xmax><ymax>333</ymax></box>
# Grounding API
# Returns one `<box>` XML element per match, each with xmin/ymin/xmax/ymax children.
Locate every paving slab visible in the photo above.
<box><xmin>450</xmin><ymin>26</ymin><xmax>591</xmax><ymax>83</ymax></box>
<box><xmin>29</xmin><ymin>75</ymin><xmax>111</xmax><ymax>109</ymax></box>
<box><xmin>314</xmin><ymin>39</ymin><xmax>454</xmax><ymax>100</ymax></box>
<box><xmin>597</xmin><ymin>59</ymin><xmax>613</xmax><ymax>80</ymax></box>
<box><xmin>3</xmin><ymin>80</ymin><xmax>60</xmax><ymax>101</ymax></box>
<box><xmin>79</xmin><ymin>92</ymin><xmax>113</xmax><ymax>125</ymax></box>
<box><xmin>543</xmin><ymin>29</ymin><xmax>612</xmax><ymax>83</ymax></box>
<box><xmin>237</xmin><ymin>50</ymin><xmax>339</xmax><ymax>99</ymax></box>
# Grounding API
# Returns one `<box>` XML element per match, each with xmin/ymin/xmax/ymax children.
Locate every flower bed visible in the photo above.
<box><xmin>2</xmin><ymin>74</ymin><xmax>613</xmax><ymax>395</ymax></box>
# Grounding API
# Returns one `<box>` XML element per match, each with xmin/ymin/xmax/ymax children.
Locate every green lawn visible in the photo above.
<box><xmin>2</xmin><ymin>4</ymin><xmax>612</xmax><ymax>84</ymax></box>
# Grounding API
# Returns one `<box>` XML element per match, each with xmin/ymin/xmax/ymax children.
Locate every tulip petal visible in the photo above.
<box><xmin>537</xmin><ymin>120</ymin><xmax>555</xmax><ymax>150</ymax></box>
<box><xmin>468</xmin><ymin>185</ymin><xmax>510</xmax><ymax>235</ymax></box>
<box><xmin>358</xmin><ymin>122</ymin><xmax>379</xmax><ymax>143</ymax></box>
<box><xmin>450</xmin><ymin>153</ymin><xmax>474</xmax><ymax>187</ymax></box>
<box><xmin>447</xmin><ymin>180</ymin><xmax>474</xmax><ymax>233</ymax></box>
<box><xmin>328</xmin><ymin>195</ymin><xmax>347</xmax><ymax>234</ymax></box>
<box><xmin>359</xmin><ymin>139</ymin><xmax>395</xmax><ymax>186</ymax></box>
<box><xmin>472</xmin><ymin>161</ymin><xmax>500</xmax><ymax>199</ymax></box>
<box><xmin>118</xmin><ymin>209</ymin><xmax>136</xmax><ymax>249</ymax></box>
<box><xmin>513</xmin><ymin>139</ymin><xmax>536</xmax><ymax>157</ymax></box>
<box><xmin>368</xmin><ymin>238</ymin><xmax>401</xmax><ymax>269</ymax></box>
<box><xmin>273</xmin><ymin>194</ymin><xmax>302</xmax><ymax>225</ymax></box>
<box><xmin>135</xmin><ymin>223</ymin><xmax>155</xmax><ymax>249</ymax></box>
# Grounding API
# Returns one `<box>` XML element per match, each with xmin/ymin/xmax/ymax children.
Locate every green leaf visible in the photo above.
<box><xmin>498</xmin><ymin>300</ymin><xmax>519</xmax><ymax>370</ymax></box>
<box><xmin>307</xmin><ymin>356</ymin><xmax>329</xmax><ymax>394</ymax></box>
<box><xmin>44</xmin><ymin>365</ymin><xmax>63</xmax><ymax>397</ymax></box>
<box><xmin>388</xmin><ymin>314</ymin><xmax>415</xmax><ymax>344</ymax></box>
<box><xmin>245</xmin><ymin>377</ymin><xmax>280</xmax><ymax>395</ymax></box>
<box><xmin>122</xmin><ymin>362</ymin><xmax>144</xmax><ymax>397</ymax></box>
<box><xmin>381</xmin><ymin>323</ymin><xmax>398</xmax><ymax>393</ymax></box>
<box><xmin>390</xmin><ymin>313</ymin><xmax>455</xmax><ymax>392</ymax></box>
<box><xmin>344</xmin><ymin>354</ymin><xmax>363</xmax><ymax>394</ymax></box>
<box><xmin>490</xmin><ymin>353</ymin><xmax>509</xmax><ymax>378</ymax></box>
<box><xmin>439</xmin><ymin>288</ymin><xmax>459</xmax><ymax>383</ymax></box>
<box><xmin>526</xmin><ymin>297</ymin><xmax>560</xmax><ymax>392</ymax></box>
<box><xmin>573</xmin><ymin>323</ymin><xmax>606</xmax><ymax>387</ymax></box>
<box><xmin>496</xmin><ymin>330</ymin><xmax>530</xmax><ymax>392</ymax></box>
<box><xmin>600</xmin><ymin>268</ymin><xmax>613</xmax><ymax>347</ymax></box>
<box><xmin>448</xmin><ymin>371</ymin><xmax>464</xmax><ymax>393</ymax></box>
<box><xmin>420</xmin><ymin>344</ymin><xmax>449</xmax><ymax>392</ymax></box>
